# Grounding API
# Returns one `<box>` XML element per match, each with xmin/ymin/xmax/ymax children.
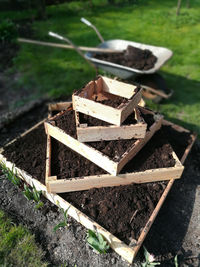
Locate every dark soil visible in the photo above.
<box><xmin>93</xmin><ymin>45</ymin><xmax>157</xmax><ymax>70</ymax></box>
<box><xmin>0</xmin><ymin>102</ymin><xmax>48</xmax><ymax>148</ymax></box>
<box><xmin>162</xmin><ymin>124</ymin><xmax>193</xmax><ymax>159</ymax></box>
<box><xmin>64</xmin><ymin>182</ymin><xmax>166</xmax><ymax>243</ymax></box>
<box><xmin>2</xmin><ymin>125</ymin><xmax>47</xmax><ymax>182</ymax></box>
<box><xmin>97</xmin><ymin>96</ymin><xmax>129</xmax><ymax>108</ymax></box>
<box><xmin>51</xmin><ymin>107</ymin><xmax>157</xmax><ymax>162</ymax></box>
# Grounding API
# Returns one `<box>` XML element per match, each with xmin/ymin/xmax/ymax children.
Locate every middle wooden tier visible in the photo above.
<box><xmin>75</xmin><ymin>107</ymin><xmax>147</xmax><ymax>142</ymax></box>
<box><xmin>44</xmin><ymin>106</ymin><xmax>163</xmax><ymax>175</ymax></box>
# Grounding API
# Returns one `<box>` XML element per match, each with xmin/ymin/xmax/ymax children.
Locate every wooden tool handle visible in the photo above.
<box><xmin>18</xmin><ymin>38</ymin><xmax>123</xmax><ymax>54</ymax></box>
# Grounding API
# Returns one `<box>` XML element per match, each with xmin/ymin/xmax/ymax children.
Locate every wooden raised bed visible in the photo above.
<box><xmin>44</xmin><ymin>107</ymin><xmax>163</xmax><ymax>176</ymax></box>
<box><xmin>0</xmin><ymin>120</ymin><xmax>196</xmax><ymax>264</ymax></box>
<box><xmin>45</xmin><ymin>133</ymin><xmax>184</xmax><ymax>193</ymax></box>
<box><xmin>72</xmin><ymin>76</ymin><xmax>142</xmax><ymax>126</ymax></box>
<box><xmin>75</xmin><ymin>107</ymin><xmax>147</xmax><ymax>142</ymax></box>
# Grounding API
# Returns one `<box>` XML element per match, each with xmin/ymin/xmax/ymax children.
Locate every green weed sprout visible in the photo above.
<box><xmin>53</xmin><ymin>207</ymin><xmax>70</xmax><ymax>232</ymax></box>
<box><xmin>174</xmin><ymin>255</ymin><xmax>178</xmax><ymax>267</ymax></box>
<box><xmin>0</xmin><ymin>161</ymin><xmax>21</xmax><ymax>186</ymax></box>
<box><xmin>142</xmin><ymin>246</ymin><xmax>160</xmax><ymax>267</ymax></box>
<box><xmin>23</xmin><ymin>184</ymin><xmax>44</xmax><ymax>209</ymax></box>
<box><xmin>87</xmin><ymin>229</ymin><xmax>110</xmax><ymax>254</ymax></box>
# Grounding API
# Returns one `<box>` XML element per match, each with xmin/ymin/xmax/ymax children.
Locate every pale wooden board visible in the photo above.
<box><xmin>101</xmin><ymin>76</ymin><xmax>137</xmax><ymax>99</ymax></box>
<box><xmin>75</xmin><ymin>107</ymin><xmax>147</xmax><ymax>142</ymax></box>
<box><xmin>0</xmin><ymin>119</ymin><xmax>196</xmax><ymax>264</ymax></box>
<box><xmin>45</xmin><ymin>108</ymin><xmax>163</xmax><ymax>175</ymax></box>
<box><xmin>72</xmin><ymin>76</ymin><xmax>142</xmax><ymax>126</ymax></box>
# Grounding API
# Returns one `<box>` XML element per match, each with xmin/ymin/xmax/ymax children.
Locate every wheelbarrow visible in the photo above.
<box><xmin>81</xmin><ymin>18</ymin><xmax>173</xmax><ymax>103</ymax></box>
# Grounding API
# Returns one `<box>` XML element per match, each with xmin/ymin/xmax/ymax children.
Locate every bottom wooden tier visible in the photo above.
<box><xmin>0</xmin><ymin>120</ymin><xmax>196</xmax><ymax>264</ymax></box>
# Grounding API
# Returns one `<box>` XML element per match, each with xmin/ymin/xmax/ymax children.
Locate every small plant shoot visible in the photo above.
<box><xmin>53</xmin><ymin>207</ymin><xmax>69</xmax><ymax>232</ymax></box>
<box><xmin>142</xmin><ymin>246</ymin><xmax>160</xmax><ymax>267</ymax></box>
<box><xmin>22</xmin><ymin>184</ymin><xmax>44</xmax><ymax>209</ymax></box>
<box><xmin>87</xmin><ymin>229</ymin><xmax>110</xmax><ymax>254</ymax></box>
<box><xmin>0</xmin><ymin>161</ymin><xmax>21</xmax><ymax>186</ymax></box>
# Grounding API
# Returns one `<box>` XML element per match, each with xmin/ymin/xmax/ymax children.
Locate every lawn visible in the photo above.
<box><xmin>0</xmin><ymin>209</ymin><xmax>48</xmax><ymax>266</ymax></box>
<box><xmin>1</xmin><ymin>0</ymin><xmax>200</xmax><ymax>136</ymax></box>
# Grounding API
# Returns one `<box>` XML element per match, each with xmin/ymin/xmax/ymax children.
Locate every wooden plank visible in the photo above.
<box><xmin>72</xmin><ymin>76</ymin><xmax>142</xmax><ymax>126</ymax></box>
<box><xmin>101</xmin><ymin>76</ymin><xmax>137</xmax><ymax>99</ymax></box>
<box><xmin>117</xmin><ymin>113</ymin><xmax>163</xmax><ymax>173</ymax></box>
<box><xmin>0</xmin><ymin>120</ymin><xmax>196</xmax><ymax>264</ymax></box>
<box><xmin>47</xmin><ymin>165</ymin><xmax>184</xmax><ymax>194</ymax></box>
<box><xmin>45</xmin><ymin>107</ymin><xmax>163</xmax><ymax>175</ymax></box>
<box><xmin>44</xmin><ymin>121</ymin><xmax>118</xmax><ymax>175</ymax></box>
<box><xmin>76</xmin><ymin>107</ymin><xmax>147</xmax><ymax>142</ymax></box>
<box><xmin>48</xmin><ymin>101</ymin><xmax>72</xmax><ymax>112</ymax></box>
<box><xmin>18</xmin><ymin>38</ymin><xmax>123</xmax><ymax>54</ymax></box>
<box><xmin>77</xmin><ymin>123</ymin><xmax>147</xmax><ymax>142</ymax></box>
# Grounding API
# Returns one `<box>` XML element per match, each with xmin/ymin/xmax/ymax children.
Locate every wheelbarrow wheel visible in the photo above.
<box><xmin>142</xmin><ymin>88</ymin><xmax>163</xmax><ymax>103</ymax></box>
<box><xmin>135</xmin><ymin>73</ymin><xmax>172</xmax><ymax>104</ymax></box>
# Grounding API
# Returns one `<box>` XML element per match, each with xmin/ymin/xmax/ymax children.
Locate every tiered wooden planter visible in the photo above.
<box><xmin>44</xmin><ymin>105</ymin><xmax>163</xmax><ymax>176</ymax></box>
<box><xmin>72</xmin><ymin>76</ymin><xmax>142</xmax><ymax>125</ymax></box>
<box><xmin>0</xmin><ymin>119</ymin><xmax>196</xmax><ymax>264</ymax></box>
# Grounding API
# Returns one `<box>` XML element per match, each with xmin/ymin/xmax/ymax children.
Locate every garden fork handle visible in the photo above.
<box><xmin>81</xmin><ymin>17</ymin><xmax>105</xmax><ymax>43</ymax></box>
<box><xmin>48</xmin><ymin>31</ymin><xmax>97</xmax><ymax>74</ymax></box>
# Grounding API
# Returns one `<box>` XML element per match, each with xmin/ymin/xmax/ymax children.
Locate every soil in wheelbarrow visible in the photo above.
<box><xmin>50</xmin><ymin>107</ymin><xmax>157</xmax><ymax>162</ymax></box>
<box><xmin>1</xmin><ymin>123</ymin><xmax>193</xmax><ymax>245</ymax></box>
<box><xmin>93</xmin><ymin>45</ymin><xmax>157</xmax><ymax>70</ymax></box>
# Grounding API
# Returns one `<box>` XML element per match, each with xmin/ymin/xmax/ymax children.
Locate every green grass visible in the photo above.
<box><xmin>0</xmin><ymin>209</ymin><xmax>48</xmax><ymax>267</ymax></box>
<box><xmin>1</xmin><ymin>0</ymin><xmax>200</xmax><ymax>135</ymax></box>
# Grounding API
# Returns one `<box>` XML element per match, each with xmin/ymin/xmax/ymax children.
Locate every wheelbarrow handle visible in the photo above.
<box><xmin>80</xmin><ymin>17</ymin><xmax>92</xmax><ymax>27</ymax></box>
<box><xmin>48</xmin><ymin>31</ymin><xmax>97</xmax><ymax>74</ymax></box>
<box><xmin>80</xmin><ymin>17</ymin><xmax>104</xmax><ymax>43</ymax></box>
<box><xmin>49</xmin><ymin>31</ymin><xmax>64</xmax><ymax>41</ymax></box>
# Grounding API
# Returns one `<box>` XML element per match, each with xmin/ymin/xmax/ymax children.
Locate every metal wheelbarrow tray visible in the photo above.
<box><xmin>85</xmin><ymin>39</ymin><xmax>173</xmax><ymax>79</ymax></box>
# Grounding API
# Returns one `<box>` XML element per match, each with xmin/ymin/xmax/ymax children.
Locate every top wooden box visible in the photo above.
<box><xmin>72</xmin><ymin>76</ymin><xmax>142</xmax><ymax>126</ymax></box>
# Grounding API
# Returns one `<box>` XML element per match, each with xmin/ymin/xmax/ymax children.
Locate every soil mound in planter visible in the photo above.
<box><xmin>93</xmin><ymin>45</ymin><xmax>157</xmax><ymax>70</ymax></box>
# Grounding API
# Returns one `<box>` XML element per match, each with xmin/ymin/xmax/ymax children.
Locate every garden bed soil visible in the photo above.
<box><xmin>93</xmin><ymin>45</ymin><xmax>157</xmax><ymax>70</ymax></box>
<box><xmin>0</xmin><ymin>102</ymin><xmax>48</xmax><ymax>148</ymax></box>
<box><xmin>2</xmin><ymin>122</ymin><xmax>192</xmax><ymax>246</ymax></box>
<box><xmin>51</xmin><ymin>107</ymin><xmax>156</xmax><ymax>162</ymax></box>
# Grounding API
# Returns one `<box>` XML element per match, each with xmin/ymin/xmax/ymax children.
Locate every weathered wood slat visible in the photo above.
<box><xmin>75</xmin><ymin>107</ymin><xmax>147</xmax><ymax>142</ymax></box>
